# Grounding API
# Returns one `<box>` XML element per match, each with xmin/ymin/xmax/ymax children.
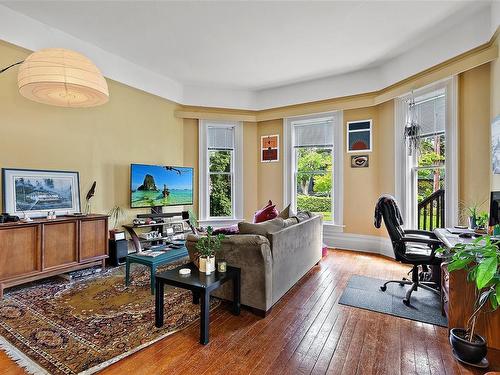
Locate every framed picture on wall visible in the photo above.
<box><xmin>261</xmin><ymin>134</ymin><xmax>279</xmax><ymax>162</ymax></box>
<box><xmin>347</xmin><ymin>119</ymin><xmax>372</xmax><ymax>153</ymax></box>
<box><xmin>351</xmin><ymin>155</ymin><xmax>369</xmax><ymax>168</ymax></box>
<box><xmin>2</xmin><ymin>168</ymin><xmax>81</xmax><ymax>218</ymax></box>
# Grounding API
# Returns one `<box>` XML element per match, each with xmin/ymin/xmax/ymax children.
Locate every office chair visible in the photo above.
<box><xmin>374</xmin><ymin>195</ymin><xmax>442</xmax><ymax>306</ymax></box>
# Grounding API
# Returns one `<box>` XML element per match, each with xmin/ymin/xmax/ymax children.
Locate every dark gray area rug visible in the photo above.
<box><xmin>338</xmin><ymin>275</ymin><xmax>447</xmax><ymax>327</ymax></box>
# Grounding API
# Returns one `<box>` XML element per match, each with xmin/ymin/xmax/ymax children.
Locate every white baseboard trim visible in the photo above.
<box><xmin>323</xmin><ymin>230</ymin><xmax>394</xmax><ymax>259</ymax></box>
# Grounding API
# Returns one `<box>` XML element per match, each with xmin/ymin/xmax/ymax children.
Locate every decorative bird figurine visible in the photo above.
<box><xmin>85</xmin><ymin>181</ymin><xmax>96</xmax><ymax>215</ymax></box>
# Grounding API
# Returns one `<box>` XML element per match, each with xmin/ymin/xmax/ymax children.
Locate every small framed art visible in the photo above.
<box><xmin>347</xmin><ymin>119</ymin><xmax>372</xmax><ymax>153</ymax></box>
<box><xmin>351</xmin><ymin>155</ymin><xmax>369</xmax><ymax>168</ymax></box>
<box><xmin>261</xmin><ymin>134</ymin><xmax>279</xmax><ymax>162</ymax></box>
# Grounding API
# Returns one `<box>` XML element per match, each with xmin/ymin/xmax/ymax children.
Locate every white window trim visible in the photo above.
<box><xmin>199</xmin><ymin>120</ymin><xmax>244</xmax><ymax>226</ymax></box>
<box><xmin>394</xmin><ymin>76</ymin><xmax>458</xmax><ymax>228</ymax></box>
<box><xmin>283</xmin><ymin>111</ymin><xmax>343</xmax><ymax>231</ymax></box>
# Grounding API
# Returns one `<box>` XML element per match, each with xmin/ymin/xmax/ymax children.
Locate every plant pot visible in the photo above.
<box><xmin>450</xmin><ymin>328</ymin><xmax>487</xmax><ymax>364</ymax></box>
<box><xmin>198</xmin><ymin>256</ymin><xmax>215</xmax><ymax>275</ymax></box>
<box><xmin>468</xmin><ymin>216</ymin><xmax>477</xmax><ymax>229</ymax></box>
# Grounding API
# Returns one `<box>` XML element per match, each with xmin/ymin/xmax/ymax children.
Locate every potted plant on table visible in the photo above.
<box><xmin>195</xmin><ymin>226</ymin><xmax>225</xmax><ymax>275</ymax></box>
<box><xmin>440</xmin><ymin>236</ymin><xmax>500</xmax><ymax>366</ymax></box>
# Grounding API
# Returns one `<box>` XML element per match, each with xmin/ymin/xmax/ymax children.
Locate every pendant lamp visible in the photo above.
<box><xmin>17</xmin><ymin>48</ymin><xmax>109</xmax><ymax>107</ymax></box>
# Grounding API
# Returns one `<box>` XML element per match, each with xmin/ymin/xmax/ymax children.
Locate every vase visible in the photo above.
<box><xmin>468</xmin><ymin>216</ymin><xmax>477</xmax><ymax>229</ymax></box>
<box><xmin>198</xmin><ymin>256</ymin><xmax>215</xmax><ymax>275</ymax></box>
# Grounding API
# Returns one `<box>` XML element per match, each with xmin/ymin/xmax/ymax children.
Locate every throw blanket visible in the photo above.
<box><xmin>374</xmin><ymin>194</ymin><xmax>403</xmax><ymax>229</ymax></box>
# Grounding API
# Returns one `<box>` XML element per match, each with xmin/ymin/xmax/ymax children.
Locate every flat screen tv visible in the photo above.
<box><xmin>130</xmin><ymin>164</ymin><xmax>193</xmax><ymax>208</ymax></box>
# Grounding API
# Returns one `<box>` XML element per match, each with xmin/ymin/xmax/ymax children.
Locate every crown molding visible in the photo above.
<box><xmin>175</xmin><ymin>34</ymin><xmax>498</xmax><ymax>122</ymax></box>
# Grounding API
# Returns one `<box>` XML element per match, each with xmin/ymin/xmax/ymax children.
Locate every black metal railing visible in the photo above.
<box><xmin>418</xmin><ymin>189</ymin><xmax>445</xmax><ymax>231</ymax></box>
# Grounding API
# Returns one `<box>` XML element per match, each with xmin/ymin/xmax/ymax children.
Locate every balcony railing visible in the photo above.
<box><xmin>418</xmin><ymin>189</ymin><xmax>445</xmax><ymax>231</ymax></box>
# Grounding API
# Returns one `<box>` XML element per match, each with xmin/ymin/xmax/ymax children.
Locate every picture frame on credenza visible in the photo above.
<box><xmin>2</xmin><ymin>168</ymin><xmax>81</xmax><ymax>218</ymax></box>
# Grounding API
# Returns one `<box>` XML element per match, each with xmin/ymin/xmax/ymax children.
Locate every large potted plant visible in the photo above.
<box><xmin>441</xmin><ymin>236</ymin><xmax>500</xmax><ymax>365</ymax></box>
<box><xmin>195</xmin><ymin>226</ymin><xmax>225</xmax><ymax>275</ymax></box>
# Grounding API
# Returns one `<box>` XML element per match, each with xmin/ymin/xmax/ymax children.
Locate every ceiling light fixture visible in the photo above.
<box><xmin>1</xmin><ymin>48</ymin><xmax>109</xmax><ymax>107</ymax></box>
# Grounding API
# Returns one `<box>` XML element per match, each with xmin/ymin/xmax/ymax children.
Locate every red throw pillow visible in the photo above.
<box><xmin>254</xmin><ymin>200</ymin><xmax>279</xmax><ymax>223</ymax></box>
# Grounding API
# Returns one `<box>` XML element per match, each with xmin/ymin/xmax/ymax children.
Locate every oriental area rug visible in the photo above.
<box><xmin>0</xmin><ymin>260</ymin><xmax>220</xmax><ymax>375</ymax></box>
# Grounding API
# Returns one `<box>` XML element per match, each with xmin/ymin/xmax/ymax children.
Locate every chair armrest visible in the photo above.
<box><xmin>404</xmin><ymin>229</ymin><xmax>438</xmax><ymax>239</ymax></box>
<box><xmin>401</xmin><ymin>237</ymin><xmax>442</xmax><ymax>246</ymax></box>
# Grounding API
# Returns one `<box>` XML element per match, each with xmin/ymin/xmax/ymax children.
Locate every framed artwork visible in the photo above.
<box><xmin>492</xmin><ymin>115</ymin><xmax>500</xmax><ymax>174</ymax></box>
<box><xmin>351</xmin><ymin>155</ymin><xmax>369</xmax><ymax>168</ymax></box>
<box><xmin>2</xmin><ymin>168</ymin><xmax>81</xmax><ymax>218</ymax></box>
<box><xmin>172</xmin><ymin>223</ymin><xmax>184</xmax><ymax>233</ymax></box>
<box><xmin>261</xmin><ymin>134</ymin><xmax>279</xmax><ymax>162</ymax></box>
<box><xmin>347</xmin><ymin>119</ymin><xmax>372</xmax><ymax>153</ymax></box>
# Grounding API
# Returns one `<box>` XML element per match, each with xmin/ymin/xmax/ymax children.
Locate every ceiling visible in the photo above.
<box><xmin>0</xmin><ymin>1</ymin><xmax>497</xmax><ymax>109</ymax></box>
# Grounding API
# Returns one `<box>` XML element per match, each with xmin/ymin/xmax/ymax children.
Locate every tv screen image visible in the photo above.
<box><xmin>130</xmin><ymin>164</ymin><xmax>193</xmax><ymax>208</ymax></box>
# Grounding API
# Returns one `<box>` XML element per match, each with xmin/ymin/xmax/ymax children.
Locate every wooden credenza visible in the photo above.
<box><xmin>0</xmin><ymin>214</ymin><xmax>108</xmax><ymax>297</ymax></box>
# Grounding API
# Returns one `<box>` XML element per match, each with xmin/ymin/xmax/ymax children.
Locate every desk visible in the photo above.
<box><xmin>434</xmin><ymin>228</ymin><xmax>500</xmax><ymax>350</ymax></box>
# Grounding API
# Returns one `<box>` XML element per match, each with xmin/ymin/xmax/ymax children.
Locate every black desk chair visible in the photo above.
<box><xmin>374</xmin><ymin>195</ymin><xmax>442</xmax><ymax>306</ymax></box>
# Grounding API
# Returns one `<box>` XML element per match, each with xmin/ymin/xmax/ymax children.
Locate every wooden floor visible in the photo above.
<box><xmin>1</xmin><ymin>249</ymin><xmax>499</xmax><ymax>375</ymax></box>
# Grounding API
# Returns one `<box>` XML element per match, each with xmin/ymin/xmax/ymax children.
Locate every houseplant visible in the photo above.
<box><xmin>195</xmin><ymin>226</ymin><xmax>225</xmax><ymax>274</ymax></box>
<box><xmin>440</xmin><ymin>235</ymin><xmax>500</xmax><ymax>364</ymax></box>
<box><xmin>461</xmin><ymin>199</ymin><xmax>487</xmax><ymax>229</ymax></box>
<box><xmin>108</xmin><ymin>205</ymin><xmax>125</xmax><ymax>240</ymax></box>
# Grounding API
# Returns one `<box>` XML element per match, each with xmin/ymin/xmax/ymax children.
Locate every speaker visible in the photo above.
<box><xmin>108</xmin><ymin>239</ymin><xmax>128</xmax><ymax>266</ymax></box>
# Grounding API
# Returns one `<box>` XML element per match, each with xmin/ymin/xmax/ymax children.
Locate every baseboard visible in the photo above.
<box><xmin>323</xmin><ymin>230</ymin><xmax>394</xmax><ymax>259</ymax></box>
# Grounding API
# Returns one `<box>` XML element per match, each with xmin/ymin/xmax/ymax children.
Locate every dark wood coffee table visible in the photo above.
<box><xmin>155</xmin><ymin>262</ymin><xmax>240</xmax><ymax>345</ymax></box>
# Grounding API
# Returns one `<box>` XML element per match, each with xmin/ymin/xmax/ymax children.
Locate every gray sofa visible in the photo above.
<box><xmin>186</xmin><ymin>215</ymin><xmax>322</xmax><ymax>315</ymax></box>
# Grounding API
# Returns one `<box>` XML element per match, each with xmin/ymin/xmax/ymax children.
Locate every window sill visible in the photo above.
<box><xmin>198</xmin><ymin>218</ymin><xmax>243</xmax><ymax>228</ymax></box>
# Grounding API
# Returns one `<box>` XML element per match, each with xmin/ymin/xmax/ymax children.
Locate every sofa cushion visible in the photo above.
<box><xmin>278</xmin><ymin>204</ymin><xmax>296</xmax><ymax>219</ymax></box>
<box><xmin>294</xmin><ymin>211</ymin><xmax>313</xmax><ymax>222</ymax></box>
<box><xmin>239</xmin><ymin>217</ymin><xmax>285</xmax><ymax>237</ymax></box>
<box><xmin>254</xmin><ymin>200</ymin><xmax>279</xmax><ymax>223</ymax></box>
<box><xmin>283</xmin><ymin>217</ymin><xmax>299</xmax><ymax>227</ymax></box>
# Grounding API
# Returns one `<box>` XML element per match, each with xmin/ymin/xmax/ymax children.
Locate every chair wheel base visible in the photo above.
<box><xmin>380</xmin><ymin>286</ymin><xmax>387</xmax><ymax>292</ymax></box>
<box><xmin>403</xmin><ymin>298</ymin><xmax>410</xmax><ymax>306</ymax></box>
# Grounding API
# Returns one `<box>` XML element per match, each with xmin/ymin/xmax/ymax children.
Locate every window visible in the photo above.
<box><xmin>199</xmin><ymin>121</ymin><xmax>243</xmax><ymax>224</ymax></box>
<box><xmin>284</xmin><ymin>112</ymin><xmax>343</xmax><ymax>226</ymax></box>
<box><xmin>208</xmin><ymin>127</ymin><xmax>234</xmax><ymax>217</ymax></box>
<box><xmin>395</xmin><ymin>78</ymin><xmax>458</xmax><ymax>229</ymax></box>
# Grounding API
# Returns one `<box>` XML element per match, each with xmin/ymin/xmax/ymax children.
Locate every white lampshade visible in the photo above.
<box><xmin>17</xmin><ymin>48</ymin><xmax>109</xmax><ymax>108</ymax></box>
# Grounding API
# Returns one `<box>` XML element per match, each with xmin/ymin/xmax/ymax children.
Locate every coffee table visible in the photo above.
<box><xmin>125</xmin><ymin>246</ymin><xmax>188</xmax><ymax>294</ymax></box>
<box><xmin>155</xmin><ymin>262</ymin><xmax>241</xmax><ymax>345</ymax></box>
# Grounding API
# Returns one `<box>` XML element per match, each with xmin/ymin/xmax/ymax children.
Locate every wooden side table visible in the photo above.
<box><xmin>155</xmin><ymin>262</ymin><xmax>241</xmax><ymax>345</ymax></box>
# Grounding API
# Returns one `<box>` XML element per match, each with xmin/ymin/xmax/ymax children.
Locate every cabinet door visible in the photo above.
<box><xmin>79</xmin><ymin>218</ymin><xmax>107</xmax><ymax>261</ymax></box>
<box><xmin>0</xmin><ymin>226</ymin><xmax>40</xmax><ymax>280</ymax></box>
<box><xmin>43</xmin><ymin>221</ymin><xmax>78</xmax><ymax>269</ymax></box>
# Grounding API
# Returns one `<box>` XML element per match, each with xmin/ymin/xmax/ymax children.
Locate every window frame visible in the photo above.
<box><xmin>394</xmin><ymin>77</ymin><xmax>458</xmax><ymax>228</ymax></box>
<box><xmin>199</xmin><ymin>120</ymin><xmax>243</xmax><ymax>226</ymax></box>
<box><xmin>283</xmin><ymin>111</ymin><xmax>343</xmax><ymax>230</ymax></box>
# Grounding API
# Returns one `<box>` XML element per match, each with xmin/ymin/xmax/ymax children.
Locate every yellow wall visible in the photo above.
<box><xmin>459</xmin><ymin>64</ymin><xmax>491</xmax><ymax>217</ymax></box>
<box><xmin>242</xmin><ymin>122</ymin><xmax>259</xmax><ymax>221</ymax></box>
<box><xmin>0</xmin><ymin>41</ymin><xmax>185</xmax><ymax>226</ymax></box>
<box><xmin>257</xmin><ymin>119</ymin><xmax>284</xmax><ymax>211</ymax></box>
<box><xmin>182</xmin><ymin>118</ymin><xmax>199</xmax><ymax>216</ymax></box>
